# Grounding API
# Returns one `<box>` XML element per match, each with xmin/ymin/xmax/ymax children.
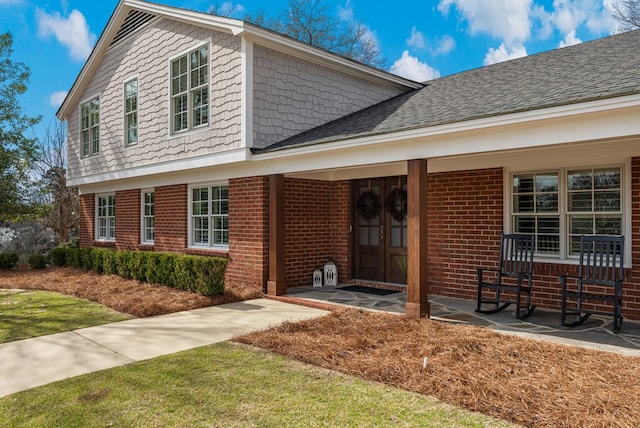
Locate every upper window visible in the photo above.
<box><xmin>511</xmin><ymin>166</ymin><xmax>622</xmax><ymax>259</ymax></box>
<box><xmin>171</xmin><ymin>45</ymin><xmax>209</xmax><ymax>133</ymax></box>
<box><xmin>81</xmin><ymin>97</ymin><xmax>100</xmax><ymax>157</ymax></box>
<box><xmin>124</xmin><ymin>79</ymin><xmax>138</xmax><ymax>146</ymax></box>
<box><xmin>190</xmin><ymin>184</ymin><xmax>228</xmax><ymax>248</ymax></box>
<box><xmin>96</xmin><ymin>194</ymin><xmax>115</xmax><ymax>241</ymax></box>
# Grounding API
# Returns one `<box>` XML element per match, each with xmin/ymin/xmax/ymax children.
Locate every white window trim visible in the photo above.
<box><xmin>95</xmin><ymin>193</ymin><xmax>115</xmax><ymax>242</ymax></box>
<box><xmin>168</xmin><ymin>40</ymin><xmax>211</xmax><ymax>137</ymax></box>
<box><xmin>124</xmin><ymin>76</ymin><xmax>139</xmax><ymax>147</ymax></box>
<box><xmin>504</xmin><ymin>161</ymin><xmax>631</xmax><ymax>266</ymax></box>
<box><xmin>80</xmin><ymin>94</ymin><xmax>100</xmax><ymax>158</ymax></box>
<box><xmin>187</xmin><ymin>182</ymin><xmax>229</xmax><ymax>251</ymax></box>
<box><xmin>141</xmin><ymin>188</ymin><xmax>154</xmax><ymax>245</ymax></box>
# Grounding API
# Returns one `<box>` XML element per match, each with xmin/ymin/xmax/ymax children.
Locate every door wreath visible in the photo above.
<box><xmin>385</xmin><ymin>188</ymin><xmax>407</xmax><ymax>222</ymax></box>
<box><xmin>357</xmin><ymin>190</ymin><xmax>381</xmax><ymax>221</ymax></box>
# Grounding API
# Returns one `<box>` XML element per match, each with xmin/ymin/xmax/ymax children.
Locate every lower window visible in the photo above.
<box><xmin>511</xmin><ymin>166</ymin><xmax>623</xmax><ymax>259</ymax></box>
<box><xmin>142</xmin><ymin>190</ymin><xmax>154</xmax><ymax>244</ymax></box>
<box><xmin>96</xmin><ymin>194</ymin><xmax>115</xmax><ymax>241</ymax></box>
<box><xmin>190</xmin><ymin>184</ymin><xmax>229</xmax><ymax>248</ymax></box>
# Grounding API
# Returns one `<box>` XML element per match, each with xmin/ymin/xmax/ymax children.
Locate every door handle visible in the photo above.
<box><xmin>379</xmin><ymin>225</ymin><xmax>384</xmax><ymax>240</ymax></box>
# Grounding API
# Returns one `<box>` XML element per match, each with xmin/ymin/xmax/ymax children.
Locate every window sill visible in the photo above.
<box><xmin>186</xmin><ymin>246</ymin><xmax>229</xmax><ymax>258</ymax></box>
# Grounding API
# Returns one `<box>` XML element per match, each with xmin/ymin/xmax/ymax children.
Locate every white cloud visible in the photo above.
<box><xmin>558</xmin><ymin>29</ymin><xmax>582</xmax><ymax>47</ymax></box>
<box><xmin>208</xmin><ymin>1</ymin><xmax>245</xmax><ymax>18</ymax></box>
<box><xmin>438</xmin><ymin>0</ymin><xmax>532</xmax><ymax>48</ymax></box>
<box><xmin>433</xmin><ymin>34</ymin><xmax>456</xmax><ymax>55</ymax></box>
<box><xmin>338</xmin><ymin>0</ymin><xmax>354</xmax><ymax>21</ymax></box>
<box><xmin>49</xmin><ymin>91</ymin><xmax>68</xmax><ymax>107</ymax></box>
<box><xmin>389</xmin><ymin>51</ymin><xmax>440</xmax><ymax>82</ymax></box>
<box><xmin>407</xmin><ymin>26</ymin><xmax>426</xmax><ymax>49</ymax></box>
<box><xmin>483</xmin><ymin>43</ymin><xmax>527</xmax><ymax>65</ymax></box>
<box><xmin>36</xmin><ymin>8</ymin><xmax>95</xmax><ymax>62</ymax></box>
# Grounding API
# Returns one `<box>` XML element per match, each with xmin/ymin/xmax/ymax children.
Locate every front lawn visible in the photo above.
<box><xmin>0</xmin><ymin>342</ymin><xmax>514</xmax><ymax>427</ymax></box>
<box><xmin>0</xmin><ymin>290</ymin><xmax>133</xmax><ymax>343</ymax></box>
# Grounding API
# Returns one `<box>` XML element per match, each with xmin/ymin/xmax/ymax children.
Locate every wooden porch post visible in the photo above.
<box><xmin>405</xmin><ymin>159</ymin><xmax>430</xmax><ymax>317</ymax></box>
<box><xmin>267</xmin><ymin>174</ymin><xmax>287</xmax><ymax>295</ymax></box>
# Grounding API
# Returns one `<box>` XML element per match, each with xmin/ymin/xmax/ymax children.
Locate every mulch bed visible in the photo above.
<box><xmin>0</xmin><ymin>266</ymin><xmax>262</xmax><ymax>317</ymax></box>
<box><xmin>236</xmin><ymin>308</ymin><xmax>640</xmax><ymax>428</ymax></box>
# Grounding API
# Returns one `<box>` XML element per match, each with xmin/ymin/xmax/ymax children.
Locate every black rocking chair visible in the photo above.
<box><xmin>560</xmin><ymin>235</ymin><xmax>625</xmax><ymax>332</ymax></box>
<box><xmin>476</xmin><ymin>233</ymin><xmax>536</xmax><ymax>319</ymax></box>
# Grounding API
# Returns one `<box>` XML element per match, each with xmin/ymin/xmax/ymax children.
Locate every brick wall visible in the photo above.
<box><xmin>79</xmin><ymin>193</ymin><xmax>95</xmax><ymax>248</ymax></box>
<box><xmin>426</xmin><ymin>164</ymin><xmax>640</xmax><ymax>321</ymax></box>
<box><xmin>283</xmin><ymin>178</ymin><xmax>351</xmax><ymax>287</ymax></box>
<box><xmin>153</xmin><ymin>184</ymin><xmax>188</xmax><ymax>252</ymax></box>
<box><xmin>226</xmin><ymin>176</ymin><xmax>269</xmax><ymax>290</ymax></box>
<box><xmin>114</xmin><ymin>189</ymin><xmax>140</xmax><ymax>250</ymax></box>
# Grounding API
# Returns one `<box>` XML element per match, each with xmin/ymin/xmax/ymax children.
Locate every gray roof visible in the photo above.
<box><xmin>254</xmin><ymin>29</ymin><xmax>640</xmax><ymax>154</ymax></box>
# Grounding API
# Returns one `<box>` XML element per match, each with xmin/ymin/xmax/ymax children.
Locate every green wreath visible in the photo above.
<box><xmin>385</xmin><ymin>188</ymin><xmax>407</xmax><ymax>222</ymax></box>
<box><xmin>357</xmin><ymin>190</ymin><xmax>381</xmax><ymax>221</ymax></box>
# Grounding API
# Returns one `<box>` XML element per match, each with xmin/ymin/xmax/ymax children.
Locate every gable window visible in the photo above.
<box><xmin>190</xmin><ymin>184</ymin><xmax>228</xmax><ymax>248</ymax></box>
<box><xmin>81</xmin><ymin>97</ymin><xmax>100</xmax><ymax>157</ymax></box>
<box><xmin>171</xmin><ymin>45</ymin><xmax>209</xmax><ymax>133</ymax></box>
<box><xmin>96</xmin><ymin>194</ymin><xmax>115</xmax><ymax>241</ymax></box>
<box><xmin>511</xmin><ymin>165</ymin><xmax>623</xmax><ymax>259</ymax></box>
<box><xmin>142</xmin><ymin>190</ymin><xmax>154</xmax><ymax>244</ymax></box>
<box><xmin>124</xmin><ymin>79</ymin><xmax>138</xmax><ymax>145</ymax></box>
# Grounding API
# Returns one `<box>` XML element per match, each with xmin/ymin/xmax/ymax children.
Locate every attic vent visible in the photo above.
<box><xmin>110</xmin><ymin>10</ymin><xmax>156</xmax><ymax>47</ymax></box>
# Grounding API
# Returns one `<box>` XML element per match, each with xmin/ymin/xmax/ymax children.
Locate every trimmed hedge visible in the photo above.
<box><xmin>0</xmin><ymin>252</ymin><xmax>19</xmax><ymax>269</ymax></box>
<box><xmin>49</xmin><ymin>247</ymin><xmax>227</xmax><ymax>296</ymax></box>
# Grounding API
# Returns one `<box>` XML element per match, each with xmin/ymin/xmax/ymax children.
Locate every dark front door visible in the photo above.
<box><xmin>354</xmin><ymin>177</ymin><xmax>408</xmax><ymax>284</ymax></box>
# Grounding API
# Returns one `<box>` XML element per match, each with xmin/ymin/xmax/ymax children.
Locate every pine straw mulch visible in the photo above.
<box><xmin>236</xmin><ymin>308</ymin><xmax>640</xmax><ymax>428</ymax></box>
<box><xmin>0</xmin><ymin>266</ymin><xmax>262</xmax><ymax>317</ymax></box>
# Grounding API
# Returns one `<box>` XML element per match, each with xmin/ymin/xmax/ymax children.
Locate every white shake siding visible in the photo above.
<box><xmin>251</xmin><ymin>46</ymin><xmax>406</xmax><ymax>148</ymax></box>
<box><xmin>67</xmin><ymin>18</ymin><xmax>243</xmax><ymax>181</ymax></box>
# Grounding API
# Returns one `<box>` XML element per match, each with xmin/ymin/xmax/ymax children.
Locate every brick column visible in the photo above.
<box><xmin>406</xmin><ymin>159</ymin><xmax>430</xmax><ymax>317</ymax></box>
<box><xmin>79</xmin><ymin>193</ymin><xmax>95</xmax><ymax>248</ymax></box>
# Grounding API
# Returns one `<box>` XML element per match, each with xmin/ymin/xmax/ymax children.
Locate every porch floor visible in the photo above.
<box><xmin>284</xmin><ymin>285</ymin><xmax>640</xmax><ymax>356</ymax></box>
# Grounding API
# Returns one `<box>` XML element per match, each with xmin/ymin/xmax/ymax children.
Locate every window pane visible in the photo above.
<box><xmin>594</xmin><ymin>191</ymin><xmax>620</xmax><ymax>212</ymax></box>
<box><xmin>537</xmin><ymin>217</ymin><xmax>559</xmax><ymax>234</ymax></box>
<box><xmin>594</xmin><ymin>168</ymin><xmax>620</xmax><ymax>190</ymax></box>
<box><xmin>595</xmin><ymin>216</ymin><xmax>622</xmax><ymax>234</ymax></box>
<box><xmin>569</xmin><ymin>215</ymin><xmax>593</xmax><ymax>234</ymax></box>
<box><xmin>568</xmin><ymin>170</ymin><xmax>592</xmax><ymax>190</ymax></box>
<box><xmin>513</xmin><ymin>175</ymin><xmax>533</xmax><ymax>193</ymax></box>
<box><xmin>359</xmin><ymin>227</ymin><xmax>369</xmax><ymax>245</ymax></box>
<box><xmin>536</xmin><ymin>173</ymin><xmax>558</xmax><ymax>192</ymax></box>
<box><xmin>514</xmin><ymin>216</ymin><xmax>535</xmax><ymax>233</ymax></box>
<box><xmin>536</xmin><ymin>193</ymin><xmax>558</xmax><ymax>212</ymax></box>
<box><xmin>513</xmin><ymin>195</ymin><xmax>534</xmax><ymax>213</ymax></box>
<box><xmin>568</xmin><ymin>192</ymin><xmax>592</xmax><ymax>212</ymax></box>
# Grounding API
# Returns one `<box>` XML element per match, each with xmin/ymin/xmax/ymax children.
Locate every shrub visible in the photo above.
<box><xmin>0</xmin><ymin>252</ymin><xmax>19</xmax><ymax>269</ymax></box>
<box><xmin>50</xmin><ymin>247</ymin><xmax>66</xmax><ymax>267</ymax></box>
<box><xmin>116</xmin><ymin>251</ymin><xmax>133</xmax><ymax>279</ymax></box>
<box><xmin>80</xmin><ymin>248</ymin><xmax>94</xmax><ymax>271</ymax></box>
<box><xmin>101</xmin><ymin>250</ymin><xmax>117</xmax><ymax>275</ymax></box>
<box><xmin>28</xmin><ymin>254</ymin><xmax>47</xmax><ymax>270</ymax></box>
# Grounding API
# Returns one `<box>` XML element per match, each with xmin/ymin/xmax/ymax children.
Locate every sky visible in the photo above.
<box><xmin>1</xmin><ymin>0</ymin><xmax>622</xmax><ymax>143</ymax></box>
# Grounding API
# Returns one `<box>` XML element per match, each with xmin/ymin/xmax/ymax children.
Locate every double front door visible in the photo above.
<box><xmin>354</xmin><ymin>177</ymin><xmax>408</xmax><ymax>284</ymax></box>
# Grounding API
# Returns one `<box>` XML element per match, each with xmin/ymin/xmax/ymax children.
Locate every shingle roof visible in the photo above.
<box><xmin>254</xmin><ymin>29</ymin><xmax>640</xmax><ymax>154</ymax></box>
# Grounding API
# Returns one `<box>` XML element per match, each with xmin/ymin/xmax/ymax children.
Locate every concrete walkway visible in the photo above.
<box><xmin>0</xmin><ymin>298</ymin><xmax>328</xmax><ymax>398</ymax></box>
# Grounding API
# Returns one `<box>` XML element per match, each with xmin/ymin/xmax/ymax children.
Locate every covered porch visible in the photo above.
<box><xmin>281</xmin><ymin>285</ymin><xmax>640</xmax><ymax>356</ymax></box>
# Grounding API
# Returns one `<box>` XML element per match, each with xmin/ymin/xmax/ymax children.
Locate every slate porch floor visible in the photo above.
<box><xmin>285</xmin><ymin>285</ymin><xmax>640</xmax><ymax>356</ymax></box>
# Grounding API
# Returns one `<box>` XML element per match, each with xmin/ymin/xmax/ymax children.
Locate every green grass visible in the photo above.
<box><xmin>0</xmin><ymin>342</ymin><xmax>516</xmax><ymax>427</ymax></box>
<box><xmin>0</xmin><ymin>290</ymin><xmax>133</xmax><ymax>343</ymax></box>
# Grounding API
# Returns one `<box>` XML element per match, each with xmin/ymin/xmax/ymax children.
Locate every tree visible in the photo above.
<box><xmin>611</xmin><ymin>0</ymin><xmax>640</xmax><ymax>31</ymax></box>
<box><xmin>228</xmin><ymin>0</ymin><xmax>384</xmax><ymax>67</ymax></box>
<box><xmin>0</xmin><ymin>32</ymin><xmax>41</xmax><ymax>219</ymax></box>
<box><xmin>33</xmin><ymin>121</ymin><xmax>79</xmax><ymax>244</ymax></box>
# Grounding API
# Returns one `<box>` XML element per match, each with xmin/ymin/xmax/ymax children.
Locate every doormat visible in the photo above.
<box><xmin>339</xmin><ymin>285</ymin><xmax>399</xmax><ymax>296</ymax></box>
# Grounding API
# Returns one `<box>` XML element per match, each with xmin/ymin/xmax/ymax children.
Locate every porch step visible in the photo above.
<box><xmin>348</xmin><ymin>279</ymin><xmax>407</xmax><ymax>293</ymax></box>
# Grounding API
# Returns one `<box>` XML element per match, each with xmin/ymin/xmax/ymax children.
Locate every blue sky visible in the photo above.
<box><xmin>2</xmin><ymin>0</ymin><xmax>621</xmax><ymax>143</ymax></box>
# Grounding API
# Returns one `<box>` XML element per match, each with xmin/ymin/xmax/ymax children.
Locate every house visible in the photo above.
<box><xmin>57</xmin><ymin>0</ymin><xmax>640</xmax><ymax>320</ymax></box>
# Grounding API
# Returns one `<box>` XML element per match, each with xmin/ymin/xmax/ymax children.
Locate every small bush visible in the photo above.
<box><xmin>0</xmin><ymin>252</ymin><xmax>19</xmax><ymax>269</ymax></box>
<box><xmin>28</xmin><ymin>254</ymin><xmax>47</xmax><ymax>270</ymax></box>
<box><xmin>81</xmin><ymin>248</ymin><xmax>94</xmax><ymax>272</ymax></box>
<box><xmin>50</xmin><ymin>247</ymin><xmax>66</xmax><ymax>267</ymax></box>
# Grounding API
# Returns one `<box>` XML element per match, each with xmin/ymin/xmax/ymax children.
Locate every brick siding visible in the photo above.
<box><xmin>153</xmin><ymin>184</ymin><xmax>188</xmax><ymax>252</ymax></box>
<box><xmin>114</xmin><ymin>189</ymin><xmax>140</xmax><ymax>250</ymax></box>
<box><xmin>226</xmin><ymin>176</ymin><xmax>269</xmax><ymax>290</ymax></box>
<box><xmin>79</xmin><ymin>193</ymin><xmax>95</xmax><ymax>248</ymax></box>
